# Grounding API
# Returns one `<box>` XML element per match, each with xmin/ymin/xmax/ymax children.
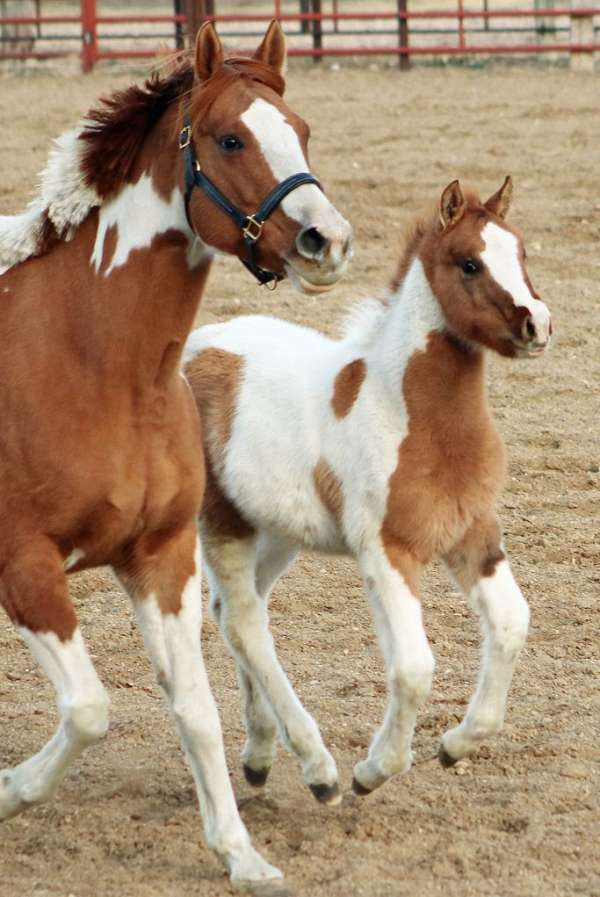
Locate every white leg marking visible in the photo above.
<box><xmin>0</xmin><ymin>628</ymin><xmax>109</xmax><ymax>819</ymax></box>
<box><xmin>206</xmin><ymin>538</ymin><xmax>338</xmax><ymax>796</ymax></box>
<box><xmin>355</xmin><ymin>544</ymin><xmax>434</xmax><ymax>792</ymax></box>
<box><xmin>131</xmin><ymin>539</ymin><xmax>281</xmax><ymax>884</ymax></box>
<box><xmin>442</xmin><ymin>559</ymin><xmax>529</xmax><ymax>760</ymax></box>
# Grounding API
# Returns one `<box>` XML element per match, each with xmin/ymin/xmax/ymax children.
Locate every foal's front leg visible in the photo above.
<box><xmin>354</xmin><ymin>542</ymin><xmax>434</xmax><ymax>794</ymax></box>
<box><xmin>440</xmin><ymin>514</ymin><xmax>529</xmax><ymax>765</ymax></box>
<box><xmin>115</xmin><ymin>526</ymin><xmax>281</xmax><ymax>886</ymax></box>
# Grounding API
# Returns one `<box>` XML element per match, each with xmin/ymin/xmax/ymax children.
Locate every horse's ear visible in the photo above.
<box><xmin>194</xmin><ymin>21</ymin><xmax>224</xmax><ymax>81</ymax></box>
<box><xmin>254</xmin><ymin>19</ymin><xmax>287</xmax><ymax>76</ymax></box>
<box><xmin>485</xmin><ymin>175</ymin><xmax>513</xmax><ymax>219</ymax></box>
<box><xmin>439</xmin><ymin>180</ymin><xmax>466</xmax><ymax>230</ymax></box>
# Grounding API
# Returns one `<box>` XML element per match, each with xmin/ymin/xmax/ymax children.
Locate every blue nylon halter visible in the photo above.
<box><xmin>179</xmin><ymin>114</ymin><xmax>321</xmax><ymax>287</ymax></box>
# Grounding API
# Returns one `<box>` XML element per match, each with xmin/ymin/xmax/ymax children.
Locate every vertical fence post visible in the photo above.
<box><xmin>184</xmin><ymin>0</ymin><xmax>214</xmax><ymax>47</ymax></box>
<box><xmin>311</xmin><ymin>0</ymin><xmax>322</xmax><ymax>64</ymax></box>
<box><xmin>397</xmin><ymin>0</ymin><xmax>410</xmax><ymax>70</ymax></box>
<box><xmin>570</xmin><ymin>0</ymin><xmax>595</xmax><ymax>71</ymax></box>
<box><xmin>81</xmin><ymin>0</ymin><xmax>98</xmax><ymax>73</ymax></box>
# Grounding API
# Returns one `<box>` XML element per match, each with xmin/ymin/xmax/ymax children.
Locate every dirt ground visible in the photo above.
<box><xmin>0</xmin><ymin>58</ymin><xmax>598</xmax><ymax>897</ymax></box>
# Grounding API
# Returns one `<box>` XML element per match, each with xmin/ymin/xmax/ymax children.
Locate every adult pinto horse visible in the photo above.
<box><xmin>0</xmin><ymin>21</ymin><xmax>351</xmax><ymax>886</ymax></box>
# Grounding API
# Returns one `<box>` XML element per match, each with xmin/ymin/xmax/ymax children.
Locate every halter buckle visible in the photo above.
<box><xmin>242</xmin><ymin>215</ymin><xmax>264</xmax><ymax>242</ymax></box>
<box><xmin>179</xmin><ymin>125</ymin><xmax>192</xmax><ymax>150</ymax></box>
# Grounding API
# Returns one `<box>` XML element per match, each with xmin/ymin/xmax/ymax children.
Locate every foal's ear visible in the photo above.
<box><xmin>194</xmin><ymin>21</ymin><xmax>224</xmax><ymax>81</ymax></box>
<box><xmin>485</xmin><ymin>175</ymin><xmax>513</xmax><ymax>219</ymax></box>
<box><xmin>439</xmin><ymin>180</ymin><xmax>466</xmax><ymax>230</ymax></box>
<box><xmin>254</xmin><ymin>19</ymin><xmax>287</xmax><ymax>76</ymax></box>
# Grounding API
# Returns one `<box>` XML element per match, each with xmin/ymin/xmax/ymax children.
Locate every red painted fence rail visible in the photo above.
<box><xmin>0</xmin><ymin>2</ymin><xmax>599</xmax><ymax>73</ymax></box>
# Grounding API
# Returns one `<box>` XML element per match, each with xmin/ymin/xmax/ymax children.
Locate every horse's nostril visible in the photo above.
<box><xmin>297</xmin><ymin>226</ymin><xmax>328</xmax><ymax>258</ymax></box>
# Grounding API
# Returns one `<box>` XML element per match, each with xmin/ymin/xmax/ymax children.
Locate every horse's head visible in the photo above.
<box><xmin>183</xmin><ymin>21</ymin><xmax>352</xmax><ymax>292</ymax></box>
<box><xmin>423</xmin><ymin>178</ymin><xmax>551</xmax><ymax>358</ymax></box>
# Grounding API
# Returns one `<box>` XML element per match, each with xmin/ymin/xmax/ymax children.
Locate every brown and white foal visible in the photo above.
<box><xmin>0</xmin><ymin>21</ymin><xmax>351</xmax><ymax>884</ymax></box>
<box><xmin>185</xmin><ymin>178</ymin><xmax>551</xmax><ymax>800</ymax></box>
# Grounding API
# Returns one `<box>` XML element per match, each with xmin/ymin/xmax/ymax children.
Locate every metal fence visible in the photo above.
<box><xmin>0</xmin><ymin>2</ymin><xmax>599</xmax><ymax>73</ymax></box>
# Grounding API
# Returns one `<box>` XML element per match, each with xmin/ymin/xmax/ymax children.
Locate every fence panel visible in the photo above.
<box><xmin>0</xmin><ymin>2</ymin><xmax>599</xmax><ymax>73</ymax></box>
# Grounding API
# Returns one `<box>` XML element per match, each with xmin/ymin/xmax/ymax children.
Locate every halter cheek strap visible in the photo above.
<box><xmin>179</xmin><ymin>114</ymin><xmax>321</xmax><ymax>287</ymax></box>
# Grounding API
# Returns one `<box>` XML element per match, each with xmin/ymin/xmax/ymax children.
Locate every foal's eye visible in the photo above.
<box><xmin>460</xmin><ymin>258</ymin><xmax>479</xmax><ymax>275</ymax></box>
<box><xmin>218</xmin><ymin>135</ymin><xmax>244</xmax><ymax>153</ymax></box>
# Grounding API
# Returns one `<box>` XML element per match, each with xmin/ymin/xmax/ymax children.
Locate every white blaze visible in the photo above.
<box><xmin>480</xmin><ymin>222</ymin><xmax>551</xmax><ymax>342</ymax></box>
<box><xmin>241</xmin><ymin>97</ymin><xmax>346</xmax><ymax>238</ymax></box>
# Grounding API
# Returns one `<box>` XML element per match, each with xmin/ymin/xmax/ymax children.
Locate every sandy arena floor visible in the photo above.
<box><xmin>0</xmin><ymin>59</ymin><xmax>598</xmax><ymax>897</ymax></box>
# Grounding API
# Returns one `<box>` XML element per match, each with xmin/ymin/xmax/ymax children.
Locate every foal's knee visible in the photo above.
<box><xmin>391</xmin><ymin>650</ymin><xmax>435</xmax><ymax>705</ymax></box>
<box><xmin>64</xmin><ymin>689</ymin><xmax>110</xmax><ymax>744</ymax></box>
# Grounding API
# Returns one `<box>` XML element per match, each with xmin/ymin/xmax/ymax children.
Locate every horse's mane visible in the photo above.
<box><xmin>0</xmin><ymin>53</ymin><xmax>285</xmax><ymax>275</ymax></box>
<box><xmin>79</xmin><ymin>53</ymin><xmax>284</xmax><ymax>198</ymax></box>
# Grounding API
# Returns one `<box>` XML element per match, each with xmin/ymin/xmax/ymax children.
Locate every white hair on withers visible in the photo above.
<box><xmin>0</xmin><ymin>124</ymin><xmax>100</xmax><ymax>275</ymax></box>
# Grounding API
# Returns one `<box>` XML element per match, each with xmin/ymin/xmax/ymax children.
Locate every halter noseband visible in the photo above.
<box><xmin>179</xmin><ymin>112</ymin><xmax>321</xmax><ymax>287</ymax></box>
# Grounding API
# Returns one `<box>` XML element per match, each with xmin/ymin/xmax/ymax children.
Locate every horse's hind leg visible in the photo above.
<box><xmin>0</xmin><ymin>537</ymin><xmax>109</xmax><ymax>819</ymax></box>
<box><xmin>204</xmin><ymin>532</ymin><xmax>339</xmax><ymax>805</ymax></box>
<box><xmin>209</xmin><ymin>532</ymin><xmax>299</xmax><ymax>788</ymax></box>
<box><xmin>115</xmin><ymin>525</ymin><xmax>281</xmax><ymax>885</ymax></box>
<box><xmin>441</xmin><ymin>513</ymin><xmax>529</xmax><ymax>765</ymax></box>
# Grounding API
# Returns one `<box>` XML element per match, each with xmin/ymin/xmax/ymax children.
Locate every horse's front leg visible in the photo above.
<box><xmin>115</xmin><ymin>525</ymin><xmax>281</xmax><ymax>886</ymax></box>
<box><xmin>441</xmin><ymin>513</ymin><xmax>530</xmax><ymax>765</ymax></box>
<box><xmin>353</xmin><ymin>542</ymin><xmax>434</xmax><ymax>794</ymax></box>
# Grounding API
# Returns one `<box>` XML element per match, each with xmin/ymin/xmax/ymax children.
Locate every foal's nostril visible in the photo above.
<box><xmin>523</xmin><ymin>315</ymin><xmax>537</xmax><ymax>343</ymax></box>
<box><xmin>297</xmin><ymin>226</ymin><xmax>329</xmax><ymax>259</ymax></box>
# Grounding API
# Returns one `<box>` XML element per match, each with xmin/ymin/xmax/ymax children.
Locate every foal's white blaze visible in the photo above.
<box><xmin>241</xmin><ymin>98</ymin><xmax>348</xmax><ymax>242</ymax></box>
<box><xmin>480</xmin><ymin>222</ymin><xmax>551</xmax><ymax>343</ymax></box>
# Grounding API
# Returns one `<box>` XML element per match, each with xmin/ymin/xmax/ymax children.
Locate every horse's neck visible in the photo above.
<box><xmin>46</xmin><ymin>119</ymin><xmax>211</xmax><ymax>393</ymax></box>
<box><xmin>371</xmin><ymin>256</ymin><xmax>488</xmax><ymax>411</ymax></box>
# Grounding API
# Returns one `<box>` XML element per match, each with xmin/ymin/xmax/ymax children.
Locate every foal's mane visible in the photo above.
<box><xmin>0</xmin><ymin>53</ymin><xmax>285</xmax><ymax>274</ymax></box>
<box><xmin>341</xmin><ymin>188</ymin><xmax>484</xmax><ymax>348</ymax></box>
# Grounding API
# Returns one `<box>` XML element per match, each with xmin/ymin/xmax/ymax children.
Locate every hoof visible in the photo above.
<box><xmin>308</xmin><ymin>781</ymin><xmax>341</xmax><ymax>806</ymax></box>
<box><xmin>438</xmin><ymin>744</ymin><xmax>459</xmax><ymax>768</ymax></box>
<box><xmin>243</xmin><ymin>764</ymin><xmax>271</xmax><ymax>788</ymax></box>
<box><xmin>351</xmin><ymin>776</ymin><xmax>373</xmax><ymax>797</ymax></box>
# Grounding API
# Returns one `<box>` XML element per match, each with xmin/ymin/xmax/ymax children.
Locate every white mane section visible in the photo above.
<box><xmin>338</xmin><ymin>295</ymin><xmax>390</xmax><ymax>349</ymax></box>
<box><xmin>0</xmin><ymin>125</ymin><xmax>100</xmax><ymax>276</ymax></box>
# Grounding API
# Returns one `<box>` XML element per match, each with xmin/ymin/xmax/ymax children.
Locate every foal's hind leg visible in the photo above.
<box><xmin>441</xmin><ymin>514</ymin><xmax>529</xmax><ymax>765</ymax></box>
<box><xmin>115</xmin><ymin>525</ymin><xmax>281</xmax><ymax>885</ymax></box>
<box><xmin>210</xmin><ymin>532</ymin><xmax>299</xmax><ymax>788</ymax></box>
<box><xmin>204</xmin><ymin>533</ymin><xmax>339</xmax><ymax>804</ymax></box>
<box><xmin>0</xmin><ymin>538</ymin><xmax>109</xmax><ymax>819</ymax></box>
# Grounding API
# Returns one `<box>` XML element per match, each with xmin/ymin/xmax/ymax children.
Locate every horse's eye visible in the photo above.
<box><xmin>218</xmin><ymin>135</ymin><xmax>244</xmax><ymax>153</ymax></box>
<box><xmin>461</xmin><ymin>258</ymin><xmax>479</xmax><ymax>275</ymax></box>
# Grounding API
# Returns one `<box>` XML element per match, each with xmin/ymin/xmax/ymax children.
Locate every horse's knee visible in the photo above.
<box><xmin>64</xmin><ymin>689</ymin><xmax>110</xmax><ymax>744</ymax></box>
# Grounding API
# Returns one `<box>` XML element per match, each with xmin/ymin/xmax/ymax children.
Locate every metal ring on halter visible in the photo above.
<box><xmin>179</xmin><ymin>111</ymin><xmax>321</xmax><ymax>287</ymax></box>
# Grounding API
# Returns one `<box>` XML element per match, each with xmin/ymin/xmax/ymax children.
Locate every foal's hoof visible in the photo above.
<box><xmin>308</xmin><ymin>781</ymin><xmax>342</xmax><ymax>806</ymax></box>
<box><xmin>243</xmin><ymin>764</ymin><xmax>271</xmax><ymax>789</ymax></box>
<box><xmin>351</xmin><ymin>776</ymin><xmax>373</xmax><ymax>797</ymax></box>
<box><xmin>438</xmin><ymin>744</ymin><xmax>459</xmax><ymax>768</ymax></box>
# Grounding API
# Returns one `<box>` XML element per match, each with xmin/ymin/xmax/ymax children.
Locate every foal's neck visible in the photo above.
<box><xmin>374</xmin><ymin>256</ymin><xmax>488</xmax><ymax>408</ymax></box>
